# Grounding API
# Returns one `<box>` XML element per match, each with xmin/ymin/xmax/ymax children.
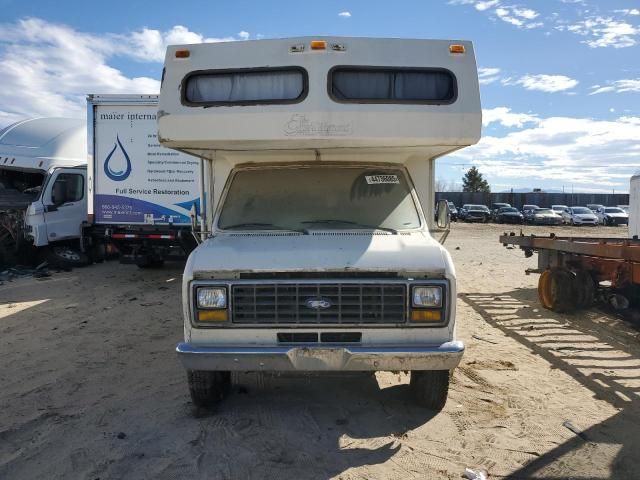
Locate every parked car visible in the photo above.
<box><xmin>595</xmin><ymin>206</ymin><xmax>629</xmax><ymax>225</ymax></box>
<box><xmin>530</xmin><ymin>208</ymin><xmax>563</xmax><ymax>225</ymax></box>
<box><xmin>490</xmin><ymin>202</ymin><xmax>511</xmax><ymax>221</ymax></box>
<box><xmin>448</xmin><ymin>202</ymin><xmax>458</xmax><ymax>221</ymax></box>
<box><xmin>458</xmin><ymin>204</ymin><xmax>471</xmax><ymax>221</ymax></box>
<box><xmin>496</xmin><ymin>206</ymin><xmax>524</xmax><ymax>224</ymax></box>
<box><xmin>522</xmin><ymin>204</ymin><xmax>540</xmax><ymax>223</ymax></box>
<box><xmin>562</xmin><ymin>206</ymin><xmax>598</xmax><ymax>226</ymax></box>
<box><xmin>617</xmin><ymin>205</ymin><xmax>630</xmax><ymax>214</ymax></box>
<box><xmin>551</xmin><ymin>204</ymin><xmax>568</xmax><ymax>214</ymax></box>
<box><xmin>464</xmin><ymin>204</ymin><xmax>491</xmax><ymax>222</ymax></box>
<box><xmin>586</xmin><ymin>203</ymin><xmax>605</xmax><ymax>213</ymax></box>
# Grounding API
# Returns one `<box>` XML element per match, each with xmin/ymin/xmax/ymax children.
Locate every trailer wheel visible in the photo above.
<box><xmin>409</xmin><ymin>370</ymin><xmax>450</xmax><ymax>411</ymax></box>
<box><xmin>573</xmin><ymin>269</ymin><xmax>595</xmax><ymax>309</ymax></box>
<box><xmin>538</xmin><ymin>267</ymin><xmax>576</xmax><ymax>313</ymax></box>
<box><xmin>136</xmin><ymin>254</ymin><xmax>164</xmax><ymax>269</ymax></box>
<box><xmin>187</xmin><ymin>370</ymin><xmax>231</xmax><ymax>409</ymax></box>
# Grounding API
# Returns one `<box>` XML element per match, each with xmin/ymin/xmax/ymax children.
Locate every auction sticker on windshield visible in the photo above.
<box><xmin>365</xmin><ymin>175</ymin><xmax>400</xmax><ymax>184</ymax></box>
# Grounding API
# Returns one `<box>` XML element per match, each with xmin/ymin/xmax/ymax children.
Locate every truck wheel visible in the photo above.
<box><xmin>573</xmin><ymin>269</ymin><xmax>595</xmax><ymax>309</ymax></box>
<box><xmin>187</xmin><ymin>370</ymin><xmax>231</xmax><ymax>408</ymax></box>
<box><xmin>47</xmin><ymin>246</ymin><xmax>89</xmax><ymax>269</ymax></box>
<box><xmin>89</xmin><ymin>242</ymin><xmax>106</xmax><ymax>264</ymax></box>
<box><xmin>136</xmin><ymin>254</ymin><xmax>164</xmax><ymax>269</ymax></box>
<box><xmin>409</xmin><ymin>370</ymin><xmax>450</xmax><ymax>411</ymax></box>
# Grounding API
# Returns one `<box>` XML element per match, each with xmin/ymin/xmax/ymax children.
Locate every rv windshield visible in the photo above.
<box><xmin>218</xmin><ymin>165</ymin><xmax>421</xmax><ymax>232</ymax></box>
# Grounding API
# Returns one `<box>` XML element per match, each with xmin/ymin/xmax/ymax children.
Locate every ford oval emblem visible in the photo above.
<box><xmin>305</xmin><ymin>297</ymin><xmax>332</xmax><ymax>310</ymax></box>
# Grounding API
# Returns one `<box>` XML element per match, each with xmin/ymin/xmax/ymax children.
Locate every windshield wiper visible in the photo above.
<box><xmin>302</xmin><ymin>219</ymin><xmax>397</xmax><ymax>234</ymax></box>
<box><xmin>222</xmin><ymin>222</ymin><xmax>307</xmax><ymax>234</ymax></box>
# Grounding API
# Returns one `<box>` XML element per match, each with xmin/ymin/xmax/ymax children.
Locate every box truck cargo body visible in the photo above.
<box><xmin>158</xmin><ymin>37</ymin><xmax>482</xmax><ymax>410</ymax></box>
<box><xmin>88</xmin><ymin>95</ymin><xmax>202</xmax><ymax>266</ymax></box>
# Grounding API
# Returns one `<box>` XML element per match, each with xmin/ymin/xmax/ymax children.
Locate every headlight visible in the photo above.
<box><xmin>197</xmin><ymin>287</ymin><xmax>227</xmax><ymax>309</ymax></box>
<box><xmin>412</xmin><ymin>286</ymin><xmax>442</xmax><ymax>308</ymax></box>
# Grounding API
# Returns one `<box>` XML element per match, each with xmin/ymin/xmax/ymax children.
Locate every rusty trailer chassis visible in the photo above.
<box><xmin>500</xmin><ymin>232</ymin><xmax>640</xmax><ymax>313</ymax></box>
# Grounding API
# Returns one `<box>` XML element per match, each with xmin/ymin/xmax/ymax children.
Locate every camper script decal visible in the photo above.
<box><xmin>284</xmin><ymin>114</ymin><xmax>352</xmax><ymax>136</ymax></box>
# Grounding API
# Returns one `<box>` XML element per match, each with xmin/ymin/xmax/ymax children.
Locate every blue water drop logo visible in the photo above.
<box><xmin>104</xmin><ymin>135</ymin><xmax>132</xmax><ymax>181</ymax></box>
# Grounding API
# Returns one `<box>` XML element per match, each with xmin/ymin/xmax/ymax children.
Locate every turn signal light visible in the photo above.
<box><xmin>411</xmin><ymin>310</ymin><xmax>442</xmax><ymax>322</ymax></box>
<box><xmin>175</xmin><ymin>49</ymin><xmax>191</xmax><ymax>58</ymax></box>
<box><xmin>449</xmin><ymin>44</ymin><xmax>465</xmax><ymax>54</ymax></box>
<box><xmin>197</xmin><ymin>310</ymin><xmax>228</xmax><ymax>322</ymax></box>
<box><xmin>310</xmin><ymin>40</ymin><xmax>327</xmax><ymax>50</ymax></box>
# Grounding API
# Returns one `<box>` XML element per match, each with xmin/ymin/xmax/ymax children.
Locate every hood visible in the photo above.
<box><xmin>187</xmin><ymin>231</ymin><xmax>448</xmax><ymax>276</ymax></box>
<box><xmin>575</xmin><ymin>213</ymin><xmax>597</xmax><ymax>219</ymax></box>
<box><xmin>606</xmin><ymin>213</ymin><xmax>628</xmax><ymax>218</ymax></box>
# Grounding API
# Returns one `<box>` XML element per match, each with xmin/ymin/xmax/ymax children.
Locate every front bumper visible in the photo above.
<box><xmin>176</xmin><ymin>340</ymin><xmax>464</xmax><ymax>372</ymax></box>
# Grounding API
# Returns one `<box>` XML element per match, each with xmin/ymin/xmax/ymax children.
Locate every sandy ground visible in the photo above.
<box><xmin>1</xmin><ymin>223</ymin><xmax>639</xmax><ymax>479</ymax></box>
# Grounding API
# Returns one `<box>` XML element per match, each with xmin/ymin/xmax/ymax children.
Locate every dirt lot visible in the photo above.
<box><xmin>1</xmin><ymin>223</ymin><xmax>639</xmax><ymax>479</ymax></box>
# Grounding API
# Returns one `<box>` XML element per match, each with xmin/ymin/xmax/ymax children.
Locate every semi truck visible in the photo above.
<box><xmin>87</xmin><ymin>95</ymin><xmax>203</xmax><ymax>267</ymax></box>
<box><xmin>500</xmin><ymin>174</ymin><xmax>640</xmax><ymax>313</ymax></box>
<box><xmin>0</xmin><ymin>118</ymin><xmax>89</xmax><ymax>267</ymax></box>
<box><xmin>158</xmin><ymin>37</ymin><xmax>482</xmax><ymax>410</ymax></box>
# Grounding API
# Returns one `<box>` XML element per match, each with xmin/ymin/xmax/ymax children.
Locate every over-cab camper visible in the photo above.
<box><xmin>158</xmin><ymin>37</ymin><xmax>482</xmax><ymax>410</ymax></box>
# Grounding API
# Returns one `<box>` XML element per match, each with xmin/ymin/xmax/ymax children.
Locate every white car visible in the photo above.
<box><xmin>595</xmin><ymin>207</ymin><xmax>629</xmax><ymax>226</ymax></box>
<box><xmin>551</xmin><ymin>204</ymin><xmax>568</xmax><ymax>214</ymax></box>
<box><xmin>562</xmin><ymin>207</ymin><xmax>599</xmax><ymax>226</ymax></box>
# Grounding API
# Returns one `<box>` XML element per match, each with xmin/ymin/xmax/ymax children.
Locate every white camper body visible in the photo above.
<box><xmin>631</xmin><ymin>174</ymin><xmax>639</xmax><ymax>239</ymax></box>
<box><xmin>0</xmin><ymin>118</ymin><xmax>87</xmax><ymax>260</ymax></box>
<box><xmin>87</xmin><ymin>95</ymin><xmax>203</xmax><ymax>266</ymax></box>
<box><xmin>158</xmin><ymin>37</ymin><xmax>481</xmax><ymax>409</ymax></box>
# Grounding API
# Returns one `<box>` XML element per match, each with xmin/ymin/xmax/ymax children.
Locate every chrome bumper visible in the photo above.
<box><xmin>176</xmin><ymin>341</ymin><xmax>464</xmax><ymax>372</ymax></box>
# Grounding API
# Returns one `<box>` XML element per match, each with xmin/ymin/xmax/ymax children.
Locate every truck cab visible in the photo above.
<box><xmin>158</xmin><ymin>37</ymin><xmax>481</xmax><ymax>410</ymax></box>
<box><xmin>0</xmin><ymin>118</ymin><xmax>89</xmax><ymax>266</ymax></box>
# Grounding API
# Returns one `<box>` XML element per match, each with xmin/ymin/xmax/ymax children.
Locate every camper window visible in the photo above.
<box><xmin>218</xmin><ymin>165</ymin><xmax>422</xmax><ymax>232</ymax></box>
<box><xmin>183</xmin><ymin>67</ymin><xmax>308</xmax><ymax>106</ymax></box>
<box><xmin>329</xmin><ymin>66</ymin><xmax>456</xmax><ymax>104</ymax></box>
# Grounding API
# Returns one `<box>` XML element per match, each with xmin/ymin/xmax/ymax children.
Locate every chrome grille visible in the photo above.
<box><xmin>231</xmin><ymin>283</ymin><xmax>406</xmax><ymax>324</ymax></box>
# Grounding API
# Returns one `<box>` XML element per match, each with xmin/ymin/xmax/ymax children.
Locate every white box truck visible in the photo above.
<box><xmin>158</xmin><ymin>37</ymin><xmax>481</xmax><ymax>410</ymax></box>
<box><xmin>87</xmin><ymin>95</ymin><xmax>203</xmax><ymax>267</ymax></box>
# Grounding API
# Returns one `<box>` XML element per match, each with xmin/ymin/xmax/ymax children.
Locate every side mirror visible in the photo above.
<box><xmin>436</xmin><ymin>199</ymin><xmax>450</xmax><ymax>229</ymax></box>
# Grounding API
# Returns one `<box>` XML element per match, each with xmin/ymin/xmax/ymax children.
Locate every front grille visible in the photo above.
<box><xmin>232</xmin><ymin>283</ymin><xmax>406</xmax><ymax>324</ymax></box>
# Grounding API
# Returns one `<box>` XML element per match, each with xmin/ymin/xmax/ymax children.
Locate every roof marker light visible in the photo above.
<box><xmin>331</xmin><ymin>43</ymin><xmax>347</xmax><ymax>51</ymax></box>
<box><xmin>175</xmin><ymin>49</ymin><xmax>190</xmax><ymax>58</ymax></box>
<box><xmin>449</xmin><ymin>44</ymin><xmax>465</xmax><ymax>54</ymax></box>
<box><xmin>290</xmin><ymin>44</ymin><xmax>305</xmax><ymax>53</ymax></box>
<box><xmin>310</xmin><ymin>40</ymin><xmax>327</xmax><ymax>50</ymax></box>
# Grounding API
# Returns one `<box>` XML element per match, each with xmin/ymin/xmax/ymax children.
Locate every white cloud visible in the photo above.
<box><xmin>237</xmin><ymin>31</ymin><xmax>250</xmax><ymax>40</ymax></box>
<box><xmin>563</xmin><ymin>16</ymin><xmax>639</xmax><ymax>48</ymax></box>
<box><xmin>0</xmin><ymin>18</ymin><xmax>248</xmax><ymax>125</ymax></box>
<box><xmin>482</xmin><ymin>107</ymin><xmax>539</xmax><ymax>128</ymax></box>
<box><xmin>590</xmin><ymin>78</ymin><xmax>640</xmax><ymax>95</ymax></box>
<box><xmin>475</xmin><ymin>1</ymin><xmax>499</xmax><ymax>11</ymax></box>
<box><xmin>338</xmin><ymin>11</ymin><xmax>352</xmax><ymax>18</ymax></box>
<box><xmin>478</xmin><ymin>67</ymin><xmax>502</xmax><ymax>85</ymax></box>
<box><xmin>495</xmin><ymin>6</ymin><xmax>543</xmax><ymax>28</ymax></box>
<box><xmin>448</xmin><ymin>110</ymin><xmax>640</xmax><ymax>190</ymax></box>
<box><xmin>615</xmin><ymin>9</ymin><xmax>640</xmax><ymax>16</ymax></box>
<box><xmin>508</xmin><ymin>74</ymin><xmax>579</xmax><ymax>92</ymax></box>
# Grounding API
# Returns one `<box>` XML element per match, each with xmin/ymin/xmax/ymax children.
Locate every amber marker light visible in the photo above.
<box><xmin>310</xmin><ymin>40</ymin><xmax>327</xmax><ymax>50</ymax></box>
<box><xmin>449</xmin><ymin>44</ymin><xmax>465</xmax><ymax>54</ymax></box>
<box><xmin>411</xmin><ymin>310</ymin><xmax>442</xmax><ymax>322</ymax></box>
<box><xmin>197</xmin><ymin>310</ymin><xmax>228</xmax><ymax>322</ymax></box>
<box><xmin>175</xmin><ymin>49</ymin><xmax>191</xmax><ymax>58</ymax></box>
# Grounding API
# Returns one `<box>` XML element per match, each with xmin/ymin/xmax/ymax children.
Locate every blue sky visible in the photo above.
<box><xmin>0</xmin><ymin>0</ymin><xmax>638</xmax><ymax>192</ymax></box>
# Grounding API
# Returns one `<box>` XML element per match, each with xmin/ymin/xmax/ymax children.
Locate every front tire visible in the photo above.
<box><xmin>187</xmin><ymin>370</ymin><xmax>231</xmax><ymax>408</ymax></box>
<box><xmin>409</xmin><ymin>370</ymin><xmax>450</xmax><ymax>411</ymax></box>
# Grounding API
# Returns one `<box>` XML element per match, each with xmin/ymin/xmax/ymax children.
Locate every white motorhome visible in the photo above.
<box><xmin>0</xmin><ymin>118</ymin><xmax>88</xmax><ymax>266</ymax></box>
<box><xmin>158</xmin><ymin>37</ymin><xmax>481</xmax><ymax>410</ymax></box>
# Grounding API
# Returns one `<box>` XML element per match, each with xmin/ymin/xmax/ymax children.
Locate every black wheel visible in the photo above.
<box><xmin>187</xmin><ymin>370</ymin><xmax>231</xmax><ymax>408</ymax></box>
<box><xmin>573</xmin><ymin>269</ymin><xmax>595</xmax><ymax>309</ymax></box>
<box><xmin>136</xmin><ymin>254</ymin><xmax>164</xmax><ymax>269</ymax></box>
<box><xmin>47</xmin><ymin>245</ymin><xmax>89</xmax><ymax>269</ymax></box>
<box><xmin>409</xmin><ymin>370</ymin><xmax>450</xmax><ymax>411</ymax></box>
<box><xmin>89</xmin><ymin>241</ymin><xmax>106</xmax><ymax>264</ymax></box>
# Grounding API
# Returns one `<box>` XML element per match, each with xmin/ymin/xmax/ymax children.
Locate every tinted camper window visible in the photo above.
<box><xmin>329</xmin><ymin>67</ymin><xmax>456</xmax><ymax>104</ymax></box>
<box><xmin>183</xmin><ymin>67</ymin><xmax>308</xmax><ymax>106</ymax></box>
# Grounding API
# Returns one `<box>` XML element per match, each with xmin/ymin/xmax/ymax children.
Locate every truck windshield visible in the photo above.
<box><xmin>218</xmin><ymin>166</ymin><xmax>421</xmax><ymax>231</ymax></box>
